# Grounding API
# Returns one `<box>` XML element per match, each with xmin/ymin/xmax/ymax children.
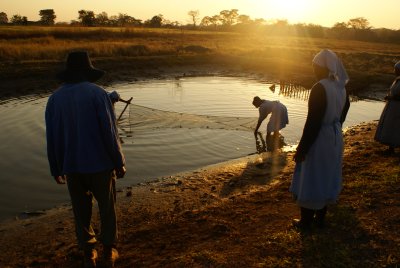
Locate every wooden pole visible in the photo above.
<box><xmin>117</xmin><ymin>97</ymin><xmax>133</xmax><ymax>121</ymax></box>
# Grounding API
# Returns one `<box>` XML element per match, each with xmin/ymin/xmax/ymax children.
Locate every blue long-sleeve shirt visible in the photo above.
<box><xmin>45</xmin><ymin>82</ymin><xmax>125</xmax><ymax>177</ymax></box>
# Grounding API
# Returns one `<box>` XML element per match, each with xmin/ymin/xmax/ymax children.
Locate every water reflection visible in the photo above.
<box><xmin>0</xmin><ymin>76</ymin><xmax>385</xmax><ymax>222</ymax></box>
<box><xmin>254</xmin><ymin>132</ymin><xmax>286</xmax><ymax>153</ymax></box>
<box><xmin>255</xmin><ymin>132</ymin><xmax>267</xmax><ymax>153</ymax></box>
<box><xmin>278</xmin><ymin>80</ymin><xmax>310</xmax><ymax>100</ymax></box>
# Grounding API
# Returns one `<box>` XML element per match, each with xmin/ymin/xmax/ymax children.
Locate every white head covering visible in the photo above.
<box><xmin>394</xmin><ymin>61</ymin><xmax>400</xmax><ymax>70</ymax></box>
<box><xmin>312</xmin><ymin>49</ymin><xmax>349</xmax><ymax>87</ymax></box>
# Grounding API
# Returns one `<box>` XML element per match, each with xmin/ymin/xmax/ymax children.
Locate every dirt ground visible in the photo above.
<box><xmin>0</xmin><ymin>121</ymin><xmax>399</xmax><ymax>267</ymax></box>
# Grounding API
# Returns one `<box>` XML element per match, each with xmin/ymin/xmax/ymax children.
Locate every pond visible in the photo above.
<box><xmin>0</xmin><ymin>76</ymin><xmax>385</xmax><ymax>222</ymax></box>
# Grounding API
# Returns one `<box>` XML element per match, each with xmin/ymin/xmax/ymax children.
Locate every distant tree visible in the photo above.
<box><xmin>237</xmin><ymin>14</ymin><xmax>252</xmax><ymax>25</ymax></box>
<box><xmin>22</xmin><ymin>16</ymin><xmax>28</xmax><ymax>25</ymax></box>
<box><xmin>96</xmin><ymin>12</ymin><xmax>109</xmax><ymax>26</ymax></box>
<box><xmin>187</xmin><ymin>10</ymin><xmax>200</xmax><ymax>27</ymax></box>
<box><xmin>219</xmin><ymin>9</ymin><xmax>239</xmax><ymax>26</ymax></box>
<box><xmin>210</xmin><ymin>15</ymin><xmax>221</xmax><ymax>28</ymax></box>
<box><xmin>11</xmin><ymin>14</ymin><xmax>28</xmax><ymax>25</ymax></box>
<box><xmin>347</xmin><ymin>17</ymin><xmax>370</xmax><ymax>30</ymax></box>
<box><xmin>78</xmin><ymin>10</ymin><xmax>96</xmax><ymax>26</ymax></box>
<box><xmin>116</xmin><ymin>13</ymin><xmax>141</xmax><ymax>27</ymax></box>
<box><xmin>171</xmin><ymin>21</ymin><xmax>180</xmax><ymax>27</ymax></box>
<box><xmin>200</xmin><ymin>16</ymin><xmax>212</xmax><ymax>27</ymax></box>
<box><xmin>39</xmin><ymin>9</ymin><xmax>56</xmax><ymax>25</ymax></box>
<box><xmin>374</xmin><ymin>28</ymin><xmax>400</xmax><ymax>43</ymax></box>
<box><xmin>333</xmin><ymin>22</ymin><xmax>348</xmax><ymax>29</ymax></box>
<box><xmin>330</xmin><ymin>22</ymin><xmax>350</xmax><ymax>39</ymax></box>
<box><xmin>117</xmin><ymin>13</ymin><xmax>130</xmax><ymax>26</ymax></box>
<box><xmin>253</xmin><ymin>18</ymin><xmax>266</xmax><ymax>25</ymax></box>
<box><xmin>55</xmin><ymin>21</ymin><xmax>69</xmax><ymax>26</ymax></box>
<box><xmin>305</xmin><ymin>23</ymin><xmax>325</xmax><ymax>38</ymax></box>
<box><xmin>274</xmin><ymin>19</ymin><xmax>289</xmax><ymax>27</ymax></box>
<box><xmin>70</xmin><ymin>20</ymin><xmax>80</xmax><ymax>26</ymax></box>
<box><xmin>108</xmin><ymin>15</ymin><xmax>118</xmax><ymax>26</ymax></box>
<box><xmin>0</xmin><ymin>12</ymin><xmax>8</xmax><ymax>24</ymax></box>
<box><xmin>146</xmin><ymin>15</ymin><xmax>163</xmax><ymax>27</ymax></box>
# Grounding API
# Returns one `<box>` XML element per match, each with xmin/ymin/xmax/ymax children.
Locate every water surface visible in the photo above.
<box><xmin>0</xmin><ymin>76</ymin><xmax>385</xmax><ymax>221</ymax></box>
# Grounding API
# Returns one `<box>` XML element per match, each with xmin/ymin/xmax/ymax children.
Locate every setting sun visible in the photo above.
<box><xmin>256</xmin><ymin>0</ymin><xmax>315</xmax><ymax>23</ymax></box>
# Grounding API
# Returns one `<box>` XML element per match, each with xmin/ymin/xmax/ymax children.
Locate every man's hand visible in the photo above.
<box><xmin>54</xmin><ymin>175</ymin><xmax>66</xmax><ymax>184</ymax></box>
<box><xmin>115</xmin><ymin>166</ymin><xmax>126</xmax><ymax>179</ymax></box>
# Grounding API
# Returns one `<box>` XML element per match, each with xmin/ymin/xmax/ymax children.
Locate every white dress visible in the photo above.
<box><xmin>258</xmin><ymin>100</ymin><xmax>289</xmax><ymax>133</ymax></box>
<box><xmin>374</xmin><ymin>77</ymin><xmax>400</xmax><ymax>146</ymax></box>
<box><xmin>290</xmin><ymin>78</ymin><xmax>346</xmax><ymax>210</ymax></box>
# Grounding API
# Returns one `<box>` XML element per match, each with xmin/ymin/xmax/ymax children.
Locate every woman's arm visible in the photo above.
<box><xmin>340</xmin><ymin>90</ymin><xmax>350</xmax><ymax>125</ymax></box>
<box><xmin>294</xmin><ymin>83</ymin><xmax>327</xmax><ymax>162</ymax></box>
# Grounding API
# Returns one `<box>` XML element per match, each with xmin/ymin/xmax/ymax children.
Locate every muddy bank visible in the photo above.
<box><xmin>0</xmin><ymin>121</ymin><xmax>399</xmax><ymax>267</ymax></box>
<box><xmin>0</xmin><ymin>54</ymin><xmax>392</xmax><ymax>101</ymax></box>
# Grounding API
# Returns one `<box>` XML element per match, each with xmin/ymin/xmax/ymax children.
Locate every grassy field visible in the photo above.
<box><xmin>1</xmin><ymin>26</ymin><xmax>400</xmax><ymax>98</ymax></box>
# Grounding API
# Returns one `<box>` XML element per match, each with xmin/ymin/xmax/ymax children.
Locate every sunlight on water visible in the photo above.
<box><xmin>0</xmin><ymin>76</ymin><xmax>385</xmax><ymax>221</ymax></box>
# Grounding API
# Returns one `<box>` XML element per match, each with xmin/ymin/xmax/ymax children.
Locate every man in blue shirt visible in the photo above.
<box><xmin>45</xmin><ymin>51</ymin><xmax>125</xmax><ymax>268</ymax></box>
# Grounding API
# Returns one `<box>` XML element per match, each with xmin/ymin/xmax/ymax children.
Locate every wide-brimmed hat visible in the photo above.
<box><xmin>57</xmin><ymin>51</ymin><xmax>105</xmax><ymax>83</ymax></box>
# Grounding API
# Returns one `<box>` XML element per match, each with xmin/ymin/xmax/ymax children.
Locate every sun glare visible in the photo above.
<box><xmin>261</xmin><ymin>0</ymin><xmax>313</xmax><ymax>23</ymax></box>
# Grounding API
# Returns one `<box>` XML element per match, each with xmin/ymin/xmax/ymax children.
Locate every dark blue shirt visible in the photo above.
<box><xmin>45</xmin><ymin>82</ymin><xmax>125</xmax><ymax>176</ymax></box>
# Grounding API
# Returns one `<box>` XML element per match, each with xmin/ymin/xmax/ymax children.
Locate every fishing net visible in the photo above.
<box><xmin>115</xmin><ymin>104</ymin><xmax>258</xmax><ymax>133</ymax></box>
<box><xmin>114</xmin><ymin>82</ymin><xmax>312</xmax><ymax>135</ymax></box>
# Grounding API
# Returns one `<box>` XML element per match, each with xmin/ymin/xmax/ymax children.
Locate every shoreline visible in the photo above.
<box><xmin>0</xmin><ymin>54</ymin><xmax>391</xmax><ymax>101</ymax></box>
<box><xmin>0</xmin><ymin>63</ymin><xmax>389</xmax><ymax>224</ymax></box>
<box><xmin>1</xmin><ymin>121</ymin><xmax>400</xmax><ymax>266</ymax></box>
<box><xmin>2</xmin><ymin>55</ymin><xmax>399</xmax><ymax>265</ymax></box>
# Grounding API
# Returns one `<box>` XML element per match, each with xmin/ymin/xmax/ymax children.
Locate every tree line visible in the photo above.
<box><xmin>1</xmin><ymin>9</ymin><xmax>400</xmax><ymax>43</ymax></box>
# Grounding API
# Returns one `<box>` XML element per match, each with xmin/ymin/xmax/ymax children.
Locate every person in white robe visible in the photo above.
<box><xmin>374</xmin><ymin>61</ymin><xmax>400</xmax><ymax>154</ymax></box>
<box><xmin>290</xmin><ymin>49</ymin><xmax>350</xmax><ymax>230</ymax></box>
<box><xmin>253</xmin><ymin>96</ymin><xmax>289</xmax><ymax>151</ymax></box>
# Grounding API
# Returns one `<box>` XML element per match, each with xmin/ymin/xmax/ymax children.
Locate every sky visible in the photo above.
<box><xmin>2</xmin><ymin>0</ymin><xmax>399</xmax><ymax>29</ymax></box>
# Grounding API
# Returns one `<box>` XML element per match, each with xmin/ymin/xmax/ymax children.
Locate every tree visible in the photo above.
<box><xmin>330</xmin><ymin>22</ymin><xmax>349</xmax><ymax>39</ymax></box>
<box><xmin>237</xmin><ymin>14</ymin><xmax>251</xmax><ymax>25</ymax></box>
<box><xmin>200</xmin><ymin>16</ymin><xmax>212</xmax><ymax>27</ymax></box>
<box><xmin>210</xmin><ymin>15</ymin><xmax>221</xmax><ymax>28</ymax></box>
<box><xmin>78</xmin><ymin>10</ymin><xmax>96</xmax><ymax>26</ymax></box>
<box><xmin>305</xmin><ymin>23</ymin><xmax>325</xmax><ymax>38</ymax></box>
<box><xmin>347</xmin><ymin>17</ymin><xmax>370</xmax><ymax>30</ymax></box>
<box><xmin>116</xmin><ymin>13</ymin><xmax>141</xmax><ymax>27</ymax></box>
<box><xmin>253</xmin><ymin>18</ymin><xmax>266</xmax><ymax>26</ymax></box>
<box><xmin>39</xmin><ymin>9</ymin><xmax>56</xmax><ymax>25</ymax></box>
<box><xmin>219</xmin><ymin>9</ymin><xmax>239</xmax><ymax>26</ymax></box>
<box><xmin>187</xmin><ymin>10</ymin><xmax>200</xmax><ymax>27</ymax></box>
<box><xmin>274</xmin><ymin>19</ymin><xmax>289</xmax><ymax>27</ymax></box>
<box><xmin>0</xmin><ymin>12</ymin><xmax>8</xmax><ymax>24</ymax></box>
<box><xmin>146</xmin><ymin>15</ymin><xmax>163</xmax><ymax>27</ymax></box>
<box><xmin>96</xmin><ymin>12</ymin><xmax>109</xmax><ymax>26</ymax></box>
<box><xmin>11</xmin><ymin>14</ymin><xmax>27</xmax><ymax>25</ymax></box>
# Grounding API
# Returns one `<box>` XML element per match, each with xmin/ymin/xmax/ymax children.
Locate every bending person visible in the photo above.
<box><xmin>252</xmin><ymin>96</ymin><xmax>289</xmax><ymax>139</ymax></box>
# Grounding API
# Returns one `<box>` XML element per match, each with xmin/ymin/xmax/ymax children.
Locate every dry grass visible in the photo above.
<box><xmin>1</xmin><ymin>26</ymin><xmax>399</xmax><ymax>98</ymax></box>
<box><xmin>1</xmin><ymin>26</ymin><xmax>399</xmax><ymax>69</ymax></box>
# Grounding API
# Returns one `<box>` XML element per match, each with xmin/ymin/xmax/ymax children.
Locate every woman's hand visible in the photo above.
<box><xmin>293</xmin><ymin>151</ymin><xmax>306</xmax><ymax>163</ymax></box>
<box><xmin>54</xmin><ymin>175</ymin><xmax>66</xmax><ymax>184</ymax></box>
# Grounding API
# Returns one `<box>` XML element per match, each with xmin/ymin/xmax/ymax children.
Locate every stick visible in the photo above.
<box><xmin>117</xmin><ymin>97</ymin><xmax>133</xmax><ymax>121</ymax></box>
